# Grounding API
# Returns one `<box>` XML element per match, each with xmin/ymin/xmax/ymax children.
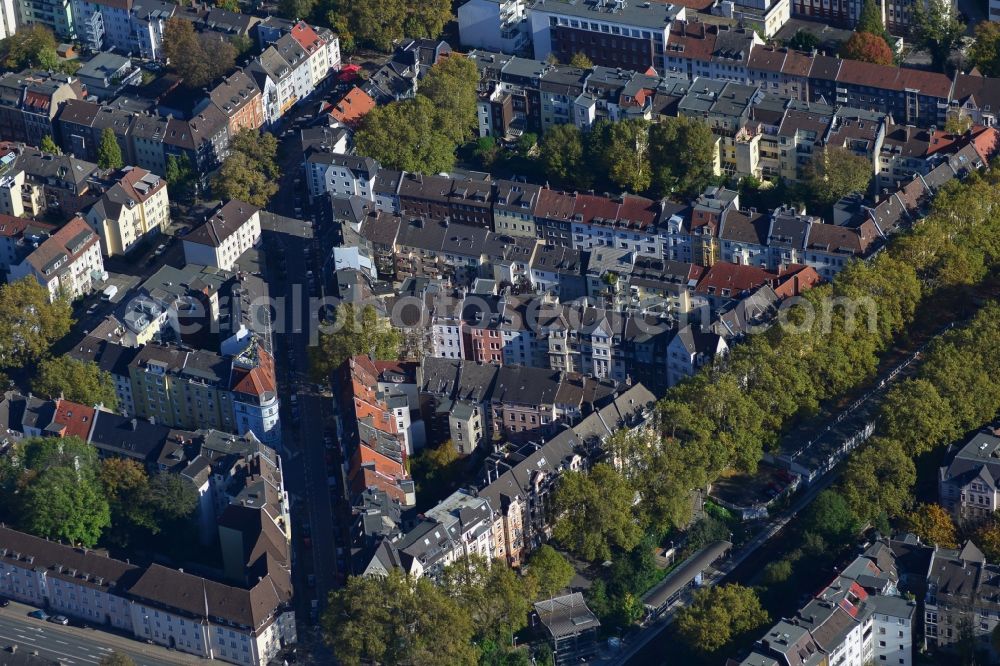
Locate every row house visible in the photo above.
<box><xmin>0</xmin><ymin>71</ymin><xmax>86</xmax><ymax>148</ymax></box>
<box><xmin>57</xmin><ymin>99</ymin><xmax>231</xmax><ymax>178</ymax></box>
<box><xmin>338</xmin><ymin>355</ymin><xmax>417</xmax><ymax>507</ymax></box>
<box><xmin>198</xmin><ymin>70</ymin><xmax>266</xmax><ymax>136</ymax></box>
<box><xmin>663</xmin><ymin>21</ymin><xmax>764</xmax><ymax>83</ymax></box>
<box><xmin>739</xmin><ymin>540</ymin><xmax>915</xmax><ymax>666</ymax></box>
<box><xmin>0</xmin><ymin>526</ymin><xmax>295</xmax><ymax>666</ymax></box>
<box><xmin>924</xmin><ymin>541</ymin><xmax>1000</xmax><ymax>661</ymax></box>
<box><xmin>125</xmin><ymin>339</ymin><xmax>281</xmax><ymax>447</ymax></box>
<box><xmin>0</xmin><ymin>146</ymin><xmax>101</xmax><ymax>217</ymax></box>
<box><xmin>9</xmin><ymin>215</ymin><xmax>104</xmax><ymax>301</ymax></box>
<box><xmin>84</xmin><ymin>166</ymin><xmax>169</xmax><ymax>257</ymax></box>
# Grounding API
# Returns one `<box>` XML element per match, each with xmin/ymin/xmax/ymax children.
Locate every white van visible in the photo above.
<box><xmin>101</xmin><ymin>285</ymin><xmax>118</xmax><ymax>301</ymax></box>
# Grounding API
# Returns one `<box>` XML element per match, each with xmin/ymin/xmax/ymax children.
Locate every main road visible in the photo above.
<box><xmin>0</xmin><ymin>601</ymin><xmax>196</xmax><ymax>666</ymax></box>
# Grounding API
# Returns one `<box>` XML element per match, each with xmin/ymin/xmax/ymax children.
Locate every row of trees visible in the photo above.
<box><xmin>212</xmin><ymin>128</ymin><xmax>281</xmax><ymax>206</ymax></box>
<box><xmin>278</xmin><ymin>0</ymin><xmax>450</xmax><ymax>52</ymax></box>
<box><xmin>0</xmin><ymin>437</ymin><xmax>197</xmax><ymax>548</ymax></box>
<box><xmin>354</xmin><ymin>56</ymin><xmax>480</xmax><ymax>174</ymax></box>
<box><xmin>539</xmin><ymin>117</ymin><xmax>716</xmax><ymax>199</ymax></box>
<box><xmin>548</xmin><ymin>160</ymin><xmax>1000</xmax><ymax>591</ymax></box>
<box><xmin>323</xmin><ymin>550</ymin><xmax>575</xmax><ymax>666</ymax></box>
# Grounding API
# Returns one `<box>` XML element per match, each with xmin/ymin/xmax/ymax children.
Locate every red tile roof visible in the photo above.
<box><xmin>289</xmin><ymin>21</ymin><xmax>321</xmax><ymax>54</ymax></box>
<box><xmin>695</xmin><ymin>262</ymin><xmax>776</xmax><ymax>295</ymax></box>
<box><xmin>328</xmin><ymin>87</ymin><xmax>376</xmax><ymax>125</ymax></box>
<box><xmin>54</xmin><ymin>399</ymin><xmax>96</xmax><ymax>440</ymax></box>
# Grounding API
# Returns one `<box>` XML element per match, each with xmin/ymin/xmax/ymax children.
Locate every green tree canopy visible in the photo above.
<box><xmin>842</xmin><ymin>437</ymin><xmax>916</xmax><ymax>523</ymax></box>
<box><xmin>32</xmin><ymin>356</ymin><xmax>118</xmax><ymax>409</ymax></box>
<box><xmin>903</xmin><ymin>503</ymin><xmax>958</xmax><ymax>548</ymax></box>
<box><xmin>604</xmin><ymin>118</ymin><xmax>652</xmax><ymax>192</ymax></box>
<box><xmin>163</xmin><ymin>18</ymin><xmax>236</xmax><ymax>88</ymax></box>
<box><xmin>552</xmin><ymin>463</ymin><xmax>642</xmax><ymax>562</ymax></box>
<box><xmin>99</xmin><ymin>652</ymin><xmax>136</xmax><ymax>666</ymax></box>
<box><xmin>441</xmin><ymin>556</ymin><xmax>537</xmax><ymax>645</ymax></box>
<box><xmin>0</xmin><ymin>25</ymin><xmax>59</xmax><ymax>71</ymax></box>
<box><xmin>857</xmin><ymin>0</ymin><xmax>889</xmax><ymax>42</ymax></box>
<box><xmin>539</xmin><ymin>123</ymin><xmax>590</xmax><ymax>189</ymax></box>
<box><xmin>323</xmin><ymin>569</ymin><xmax>479</xmax><ymax>666</ymax></box>
<box><xmin>911</xmin><ymin>0</ymin><xmax>965</xmax><ymax>70</ymax></box>
<box><xmin>676</xmin><ymin>584</ymin><xmax>769</xmax><ymax>654</ymax></box>
<box><xmin>418</xmin><ymin>55</ymin><xmax>480</xmax><ymax>146</ymax></box>
<box><xmin>97</xmin><ymin>127</ymin><xmax>123</xmax><ymax>170</ymax></box>
<box><xmin>212</xmin><ymin>129</ymin><xmax>280</xmax><ymax>206</ymax></box>
<box><xmin>803</xmin><ymin>489</ymin><xmax>859</xmax><ymax>543</ymax></box>
<box><xmin>355</xmin><ymin>95</ymin><xmax>456</xmax><ymax>174</ymax></box>
<box><xmin>877</xmin><ymin>378</ymin><xmax>957</xmax><ymax>456</ymax></box>
<box><xmin>0</xmin><ymin>278</ymin><xmax>72</xmax><ymax>369</ymax></box>
<box><xmin>40</xmin><ymin>135</ymin><xmax>60</xmax><ymax>155</ymax></box>
<box><xmin>969</xmin><ymin>21</ymin><xmax>1000</xmax><ymax>76</ymax></box>
<box><xmin>526</xmin><ymin>545</ymin><xmax>575</xmax><ymax>599</ymax></box>
<box><xmin>649</xmin><ymin>115</ymin><xmax>717</xmax><ymax>197</ymax></box>
<box><xmin>165</xmin><ymin>153</ymin><xmax>196</xmax><ymax>202</ymax></box>
<box><xmin>22</xmin><ymin>466</ymin><xmax>110</xmax><ymax>547</ymax></box>
<box><xmin>309</xmin><ymin>303</ymin><xmax>402</xmax><ymax>382</ymax></box>
<box><xmin>803</xmin><ymin>146</ymin><xmax>873</xmax><ymax>205</ymax></box>
<box><xmin>147</xmin><ymin>473</ymin><xmax>199</xmax><ymax>521</ymax></box>
<box><xmin>786</xmin><ymin>30</ymin><xmax>819</xmax><ymax>51</ymax></box>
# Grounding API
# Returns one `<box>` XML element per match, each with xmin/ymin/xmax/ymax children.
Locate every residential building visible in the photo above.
<box><xmin>458</xmin><ymin>0</ymin><xmax>530</xmax><ymax>54</ymax></box>
<box><xmin>528</xmin><ymin>0</ymin><xmax>687</xmax><ymax>71</ymax></box>
<box><xmin>0</xmin><ymin>71</ymin><xmax>86</xmax><ymax>147</ymax></box>
<box><xmin>0</xmin><ymin>0</ymin><xmax>15</xmax><ymax>39</ymax></box>
<box><xmin>84</xmin><ymin>166</ymin><xmax>169</xmax><ymax>256</ymax></box>
<box><xmin>18</xmin><ymin>0</ymin><xmax>75</xmax><ymax>38</ymax></box>
<box><xmin>924</xmin><ymin>541</ymin><xmax>1000</xmax><ymax>660</ymax></box>
<box><xmin>75</xmin><ymin>52</ymin><xmax>142</xmax><ymax>99</ymax></box>
<box><xmin>0</xmin><ymin>525</ymin><xmax>295</xmax><ymax>666</ymax></box>
<box><xmin>9</xmin><ymin>215</ymin><xmax>104</xmax><ymax>301</ymax></box>
<box><xmin>939</xmin><ymin>428</ymin><xmax>1000</xmax><ymax>524</ymax></box>
<box><xmin>182</xmin><ymin>200</ymin><xmax>261</xmax><ymax>271</ymax></box>
<box><xmin>201</xmin><ymin>70</ymin><xmax>265</xmax><ymax>136</ymax></box>
<box><xmin>0</xmin><ymin>215</ymin><xmax>53</xmax><ymax>273</ymax></box>
<box><xmin>665</xmin><ymin>324</ymin><xmax>728</xmax><ymax>387</ymax></box>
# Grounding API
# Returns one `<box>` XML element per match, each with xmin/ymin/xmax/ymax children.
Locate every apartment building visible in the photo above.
<box><xmin>0</xmin><ymin>526</ymin><xmax>295</xmax><ymax>666</ymax></box>
<box><xmin>528</xmin><ymin>0</ymin><xmax>686</xmax><ymax>71</ymax></box>
<box><xmin>18</xmin><ymin>0</ymin><xmax>75</xmax><ymax>37</ymax></box>
<box><xmin>85</xmin><ymin>166</ymin><xmax>169</xmax><ymax>256</ymax></box>
<box><xmin>0</xmin><ymin>0</ymin><xmax>15</xmax><ymax>39</ymax></box>
<box><xmin>459</xmin><ymin>0</ymin><xmax>530</xmax><ymax>54</ymax></box>
<box><xmin>182</xmin><ymin>200</ymin><xmax>261</xmax><ymax>271</ymax></box>
<box><xmin>0</xmin><ymin>215</ymin><xmax>53</xmax><ymax>272</ymax></box>
<box><xmin>939</xmin><ymin>429</ymin><xmax>1000</xmax><ymax>524</ymax></box>
<box><xmin>201</xmin><ymin>70</ymin><xmax>266</xmax><ymax>136</ymax></box>
<box><xmin>739</xmin><ymin>540</ymin><xmax>916</xmax><ymax>666</ymax></box>
<box><xmin>664</xmin><ymin>21</ymin><xmax>764</xmax><ymax>83</ymax></box>
<box><xmin>0</xmin><ymin>71</ymin><xmax>86</xmax><ymax>147</ymax></box>
<box><xmin>924</xmin><ymin>541</ymin><xmax>1000</xmax><ymax>660</ymax></box>
<box><xmin>9</xmin><ymin>215</ymin><xmax>104</xmax><ymax>301</ymax></box>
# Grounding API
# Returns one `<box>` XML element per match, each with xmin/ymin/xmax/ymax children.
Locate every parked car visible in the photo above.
<box><xmin>48</xmin><ymin>615</ymin><xmax>69</xmax><ymax>625</ymax></box>
<box><xmin>28</xmin><ymin>610</ymin><xmax>49</xmax><ymax>620</ymax></box>
<box><xmin>0</xmin><ymin>597</ymin><xmax>9</xmax><ymax>607</ymax></box>
<box><xmin>154</xmin><ymin>243</ymin><xmax>167</xmax><ymax>256</ymax></box>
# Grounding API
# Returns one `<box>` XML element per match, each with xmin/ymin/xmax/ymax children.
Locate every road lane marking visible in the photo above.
<box><xmin>16</xmin><ymin>633</ymin><xmax>36</xmax><ymax>641</ymax></box>
<box><xmin>0</xmin><ymin>633</ymin><xmax>99</xmax><ymax>664</ymax></box>
<box><xmin>55</xmin><ymin>639</ymin><xmax>68</xmax><ymax>644</ymax></box>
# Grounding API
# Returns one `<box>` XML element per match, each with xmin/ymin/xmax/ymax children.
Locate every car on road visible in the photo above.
<box><xmin>28</xmin><ymin>610</ymin><xmax>49</xmax><ymax>620</ymax></box>
<box><xmin>0</xmin><ymin>597</ymin><xmax>8</xmax><ymax>607</ymax></box>
<box><xmin>48</xmin><ymin>615</ymin><xmax>69</xmax><ymax>625</ymax></box>
<box><xmin>154</xmin><ymin>243</ymin><xmax>167</xmax><ymax>256</ymax></box>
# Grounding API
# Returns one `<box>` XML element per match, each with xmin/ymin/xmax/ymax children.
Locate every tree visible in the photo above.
<box><xmin>650</xmin><ymin>115</ymin><xmax>717</xmax><ymax>197</ymax></box>
<box><xmin>355</xmin><ymin>96</ymin><xmax>456</xmax><ymax>174</ymax></box>
<box><xmin>97</xmin><ymin>127</ymin><xmax>123</xmax><ymax>170</ymax></box>
<box><xmin>22</xmin><ymin>466</ymin><xmax>110</xmax><ymax>547</ymax></box>
<box><xmin>803</xmin><ymin>146</ymin><xmax>872</xmax><ymax>206</ymax></box>
<box><xmin>976</xmin><ymin>519</ymin><xmax>1000</xmax><ymax>561</ymax></box>
<box><xmin>803</xmin><ymin>489</ymin><xmax>859</xmax><ymax>543</ymax></box>
<box><xmin>418</xmin><ymin>55</ymin><xmax>480</xmax><ymax>146</ymax></box>
<box><xmin>99</xmin><ymin>653</ymin><xmax>136</xmax><ymax>666</ymax></box>
<box><xmin>310</xmin><ymin>304</ymin><xmax>401</xmax><ymax>382</ymax></box>
<box><xmin>148</xmin><ymin>473</ymin><xmax>198</xmax><ymax>520</ymax></box>
<box><xmin>212</xmin><ymin>129</ymin><xmax>281</xmax><ymax>206</ymax></box>
<box><xmin>878</xmin><ymin>378</ymin><xmax>957</xmax><ymax>456</ymax></box>
<box><xmin>0</xmin><ymin>278</ymin><xmax>72</xmax><ymax>369</ymax></box>
<box><xmin>944</xmin><ymin>110</ymin><xmax>973</xmax><ymax>135</ymax></box>
<box><xmin>99</xmin><ymin>458</ymin><xmax>158</xmax><ymax>540</ymax></box>
<box><xmin>526</xmin><ymin>545</ymin><xmax>575</xmax><ymax>599</ymax></box>
<box><xmin>675</xmin><ymin>584</ymin><xmax>769</xmax><ymax>654</ymax></box>
<box><xmin>857</xmin><ymin>0</ymin><xmax>889</xmax><ymax>43</ymax></box>
<box><xmin>685</xmin><ymin>516</ymin><xmax>731</xmax><ymax>552</ymax></box>
<box><xmin>473</xmin><ymin>136</ymin><xmax>499</xmax><ymax>167</ymax></box>
<box><xmin>39</xmin><ymin>135</ymin><xmax>60</xmax><ymax>155</ymax></box>
<box><xmin>165</xmin><ymin>153</ymin><xmax>196</xmax><ymax>202</ymax></box>
<box><xmin>163</xmin><ymin>18</ymin><xmax>236</xmax><ymax>88</ymax></box>
<box><xmin>762</xmin><ymin>558</ymin><xmax>794</xmax><ymax>585</ymax></box>
<box><xmin>969</xmin><ymin>21</ymin><xmax>1000</xmax><ymax>76</ymax></box>
<box><xmin>604</xmin><ymin>119</ymin><xmax>651</xmax><ymax>193</ymax></box>
<box><xmin>410</xmin><ymin>440</ymin><xmax>462</xmax><ymax>499</ymax></box>
<box><xmin>441</xmin><ymin>556</ymin><xmax>536</xmax><ymax>645</ymax></box>
<box><xmin>569</xmin><ymin>52</ymin><xmax>593</xmax><ymax>69</ymax></box>
<box><xmin>0</xmin><ymin>25</ymin><xmax>59</xmax><ymax>71</ymax></box>
<box><xmin>32</xmin><ymin>356</ymin><xmax>118</xmax><ymax>409</ymax></box>
<box><xmin>903</xmin><ymin>504</ymin><xmax>958</xmax><ymax>548</ymax></box>
<box><xmin>278</xmin><ymin>0</ymin><xmax>317</xmax><ymax>20</ymax></box>
<box><xmin>786</xmin><ymin>30</ymin><xmax>819</xmax><ymax>52</ymax></box>
<box><xmin>552</xmin><ymin>464</ymin><xmax>642</xmax><ymax>562</ymax></box>
<box><xmin>911</xmin><ymin>0</ymin><xmax>965</xmax><ymax>70</ymax></box>
<box><xmin>517</xmin><ymin>132</ymin><xmax>538</xmax><ymax>158</ymax></box>
<box><xmin>215</xmin><ymin>0</ymin><xmax>239</xmax><ymax>11</ymax></box>
<box><xmin>840</xmin><ymin>32</ymin><xmax>895</xmax><ymax>65</ymax></box>
<box><xmin>323</xmin><ymin>569</ymin><xmax>479</xmax><ymax>666</ymax></box>
<box><xmin>540</xmin><ymin>124</ymin><xmax>590</xmax><ymax>189</ymax></box>
<box><xmin>842</xmin><ymin>437</ymin><xmax>916</xmax><ymax>522</ymax></box>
